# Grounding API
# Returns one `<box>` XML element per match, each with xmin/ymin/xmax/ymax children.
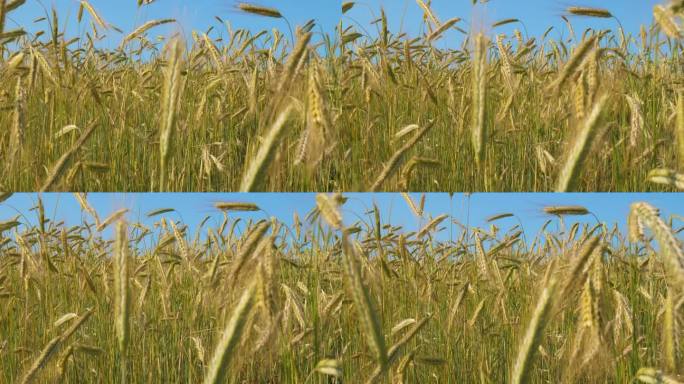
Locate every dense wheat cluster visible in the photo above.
<box><xmin>0</xmin><ymin>192</ymin><xmax>682</xmax><ymax>383</ymax></box>
<box><xmin>0</xmin><ymin>1</ymin><xmax>682</xmax><ymax>191</ymax></box>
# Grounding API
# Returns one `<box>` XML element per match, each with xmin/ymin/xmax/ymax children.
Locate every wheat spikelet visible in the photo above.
<box><xmin>555</xmin><ymin>94</ymin><xmax>608</xmax><ymax>192</ymax></box>
<box><xmin>492</xmin><ymin>18</ymin><xmax>519</xmax><ymax>28</ymax></box>
<box><xmin>239</xmin><ymin>104</ymin><xmax>294</xmax><ymax>192</ymax></box>
<box><xmin>567</xmin><ymin>7</ymin><xmax>613</xmax><ymax>18</ymax></box>
<box><xmin>28</xmin><ymin>45</ymin><xmax>57</xmax><ymax>86</ymax></box>
<box><xmin>254</xmin><ymin>240</ymin><xmax>279</xmax><ymax>325</ymax></box>
<box><xmin>79</xmin><ymin>1</ymin><xmax>108</xmax><ymax>30</ymax></box>
<box><xmin>170</xmin><ymin>220</ymin><xmax>189</xmax><ymax>262</ymax></box>
<box><xmin>486</xmin><ymin>213</ymin><xmax>514</xmax><ymax>222</ymax></box>
<box><xmin>342</xmin><ymin>1</ymin><xmax>355</xmax><ymax>14</ymax></box>
<box><xmin>585</xmin><ymin>47</ymin><xmax>599</xmax><ymax>106</ymax></box>
<box><xmin>572</xmin><ymin>72</ymin><xmax>587</xmax><ymax>121</ymax></box>
<box><xmin>231</xmin><ymin>221</ymin><xmax>270</xmax><ymax>284</ymax></box>
<box><xmin>663</xmin><ymin>290</ymin><xmax>677</xmax><ymax>373</ymax></box>
<box><xmin>579</xmin><ymin>277</ymin><xmax>600</xmax><ymax>337</ymax></box>
<box><xmin>158</xmin><ymin>37</ymin><xmax>185</xmax><ymax>191</ymax></box>
<box><xmin>264</xmin><ymin>31</ymin><xmax>311</xmax><ymax>124</ymax></box>
<box><xmin>677</xmin><ymin>92</ymin><xmax>684</xmax><ymax>169</ymax></box>
<box><xmin>543</xmin><ymin>205</ymin><xmax>589</xmax><ymax>216</ymax></box>
<box><xmin>203</xmin><ymin>280</ymin><xmax>257</xmax><ymax>384</ymax></box>
<box><xmin>2</xmin><ymin>50</ymin><xmax>25</xmax><ymax>77</ymax></box>
<box><xmin>20</xmin><ymin>337</ymin><xmax>61</xmax><ymax>384</ymax></box>
<box><xmin>40</xmin><ymin>120</ymin><xmax>98</xmax><ymax>192</ymax></box>
<box><xmin>647</xmin><ymin>169</ymin><xmax>684</xmax><ymax>190</ymax></box>
<box><xmin>401</xmin><ymin>193</ymin><xmax>423</xmax><ymax>218</ymax></box>
<box><xmin>426</xmin><ymin>17</ymin><xmax>460</xmax><ymax>42</ymax></box>
<box><xmin>316</xmin><ymin>194</ymin><xmax>343</xmax><ymax>229</ymax></box>
<box><xmin>73</xmin><ymin>193</ymin><xmax>100</xmax><ymax>225</ymax></box>
<box><xmin>214</xmin><ymin>202</ymin><xmax>260</xmax><ymax>212</ymax></box>
<box><xmin>394</xmin><ymin>124</ymin><xmax>420</xmax><ymax>140</ymax></box>
<box><xmin>636</xmin><ymin>367</ymin><xmax>684</xmax><ymax>384</ymax></box>
<box><xmin>5</xmin><ymin>0</ymin><xmax>26</xmax><ymax>13</ymax></box>
<box><xmin>496</xmin><ymin>34</ymin><xmax>515</xmax><ymax>91</ymax></box>
<box><xmin>474</xmin><ymin>234</ymin><xmax>491</xmax><ymax>280</ymax></box>
<box><xmin>97</xmin><ymin>208</ymin><xmax>129</xmax><ymax>231</ymax></box>
<box><xmin>293</xmin><ymin>125</ymin><xmax>310</xmax><ymax>167</ymax></box>
<box><xmin>370</xmin><ymin>121</ymin><xmax>434</xmax><ymax>191</ymax></box>
<box><xmin>0</xmin><ymin>192</ymin><xmax>13</xmax><ymax>203</ymax></box>
<box><xmin>629</xmin><ymin>202</ymin><xmax>684</xmax><ymax>289</ymax></box>
<box><xmin>415</xmin><ymin>213</ymin><xmax>447</xmax><ymax>239</ymax></box>
<box><xmin>416</xmin><ymin>0</ymin><xmax>440</xmax><ymax>28</ymax></box>
<box><xmin>343</xmin><ymin>234</ymin><xmax>388</xmax><ymax>376</ymax></box>
<box><xmin>559</xmin><ymin>237</ymin><xmax>602</xmax><ymax>303</ymax></box>
<box><xmin>627</xmin><ymin>206</ymin><xmax>646</xmax><ymax>243</ymax></box>
<box><xmin>120</xmin><ymin>19</ymin><xmax>175</xmax><ymax>48</ymax></box>
<box><xmin>471</xmin><ymin>32</ymin><xmax>488</xmax><ymax>167</ymax></box>
<box><xmin>298</xmin><ymin>62</ymin><xmax>332</xmax><ymax>168</ymax></box>
<box><xmin>8</xmin><ymin>74</ymin><xmax>25</xmax><ymax>168</ymax></box>
<box><xmin>398</xmin><ymin>157</ymin><xmax>440</xmax><ymax>190</ymax></box>
<box><xmin>367</xmin><ymin>316</ymin><xmax>430</xmax><ymax>383</ymax></box>
<box><xmin>511</xmin><ymin>275</ymin><xmax>558</xmax><ymax>384</ymax></box>
<box><xmin>114</xmin><ymin>220</ymin><xmax>129</xmax><ymax>383</ymax></box>
<box><xmin>20</xmin><ymin>308</ymin><xmax>92</xmax><ymax>384</ymax></box>
<box><xmin>202</xmin><ymin>33</ymin><xmax>222</xmax><ymax>68</ymax></box>
<box><xmin>236</xmin><ymin>3</ymin><xmax>282</xmax><ymax>18</ymax></box>
<box><xmin>549</xmin><ymin>34</ymin><xmax>598</xmax><ymax>92</ymax></box>
<box><xmin>626</xmin><ymin>94</ymin><xmax>645</xmax><ymax>148</ymax></box>
<box><xmin>654</xmin><ymin>5</ymin><xmax>681</xmax><ymax>39</ymax></box>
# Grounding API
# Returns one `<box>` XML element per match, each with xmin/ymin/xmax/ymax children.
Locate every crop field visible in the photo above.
<box><xmin>0</xmin><ymin>193</ymin><xmax>683</xmax><ymax>383</ymax></box>
<box><xmin>0</xmin><ymin>1</ymin><xmax>682</xmax><ymax>192</ymax></box>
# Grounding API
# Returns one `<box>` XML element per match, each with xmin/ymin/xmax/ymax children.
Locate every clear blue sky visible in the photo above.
<box><xmin>6</xmin><ymin>0</ymin><xmax>339</xmax><ymax>47</ymax></box>
<box><xmin>344</xmin><ymin>0</ymin><xmax>662</xmax><ymax>48</ymax></box>
<box><xmin>1</xmin><ymin>193</ymin><xmax>682</xmax><ymax>244</ymax></box>
<box><xmin>7</xmin><ymin>1</ymin><xmax>664</xmax><ymax>50</ymax></box>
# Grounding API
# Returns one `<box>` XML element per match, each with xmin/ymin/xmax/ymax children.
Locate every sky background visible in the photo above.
<box><xmin>1</xmin><ymin>193</ymin><xmax>682</xmax><ymax>244</ymax></box>
<box><xmin>6</xmin><ymin>0</ymin><xmax>339</xmax><ymax>48</ymax></box>
<box><xmin>344</xmin><ymin>0</ymin><xmax>663</xmax><ymax>48</ymax></box>
<box><xmin>5</xmin><ymin>1</ymin><xmax>664</xmax><ymax>50</ymax></box>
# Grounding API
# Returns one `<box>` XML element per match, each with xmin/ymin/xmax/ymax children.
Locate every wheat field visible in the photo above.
<box><xmin>0</xmin><ymin>1</ymin><xmax>682</xmax><ymax>191</ymax></box>
<box><xmin>0</xmin><ymin>192</ymin><xmax>683</xmax><ymax>383</ymax></box>
<box><xmin>3</xmin><ymin>1</ymin><xmax>684</xmax><ymax>383</ymax></box>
